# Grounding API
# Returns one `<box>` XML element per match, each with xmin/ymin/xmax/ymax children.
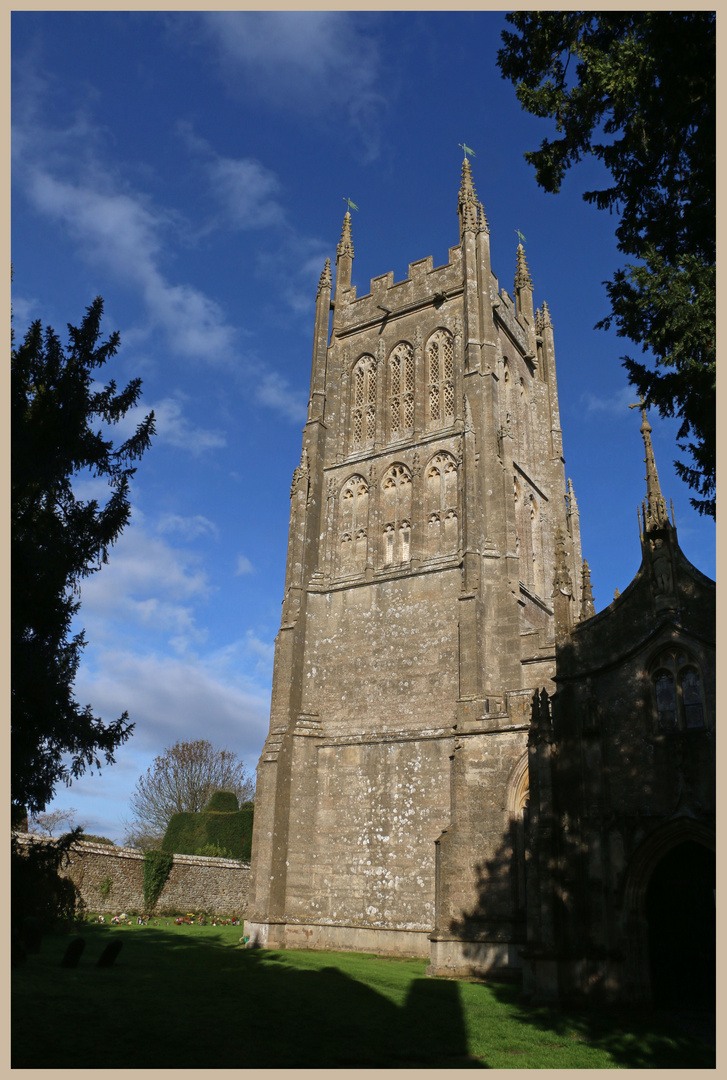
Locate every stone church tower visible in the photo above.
<box><xmin>246</xmin><ymin>159</ymin><xmax>585</xmax><ymax>975</ymax></box>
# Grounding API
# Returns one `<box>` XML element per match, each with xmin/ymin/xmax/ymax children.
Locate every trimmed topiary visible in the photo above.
<box><xmin>204</xmin><ymin>791</ymin><xmax>239</xmax><ymax>813</ymax></box>
<box><xmin>161</xmin><ymin>792</ymin><xmax>253</xmax><ymax>861</ymax></box>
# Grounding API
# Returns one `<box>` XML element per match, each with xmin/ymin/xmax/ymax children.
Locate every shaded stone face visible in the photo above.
<box><xmin>247</xmin><ymin>165</ymin><xmax>580</xmax><ymax>969</ymax></box>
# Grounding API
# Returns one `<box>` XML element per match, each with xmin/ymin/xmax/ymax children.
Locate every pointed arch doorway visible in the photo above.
<box><xmin>646</xmin><ymin>840</ymin><xmax>715</xmax><ymax>1008</ymax></box>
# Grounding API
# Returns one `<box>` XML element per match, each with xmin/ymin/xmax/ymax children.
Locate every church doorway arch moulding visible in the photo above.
<box><xmin>620</xmin><ymin>818</ymin><xmax>715</xmax><ymax>1005</ymax></box>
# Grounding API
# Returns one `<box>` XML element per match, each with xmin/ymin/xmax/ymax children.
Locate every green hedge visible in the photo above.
<box><xmin>161</xmin><ymin>794</ymin><xmax>254</xmax><ymax>861</ymax></box>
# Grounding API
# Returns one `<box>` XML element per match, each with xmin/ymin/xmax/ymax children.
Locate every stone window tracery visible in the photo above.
<box><xmin>339</xmin><ymin>474</ymin><xmax>369</xmax><ymax>575</ymax></box>
<box><xmin>425</xmin><ymin>452</ymin><xmax>458</xmax><ymax>556</ymax></box>
<box><xmin>426</xmin><ymin>330</ymin><xmax>455</xmax><ymax>428</ymax></box>
<box><xmin>351</xmin><ymin>356</ymin><xmax>377</xmax><ymax>448</ymax></box>
<box><xmin>381</xmin><ymin>464</ymin><xmax>412</xmax><ymax>566</ymax></box>
<box><xmin>649</xmin><ymin>649</ymin><xmax>706</xmax><ymax>730</ymax></box>
<box><xmin>389</xmin><ymin>342</ymin><xmax>414</xmax><ymax>438</ymax></box>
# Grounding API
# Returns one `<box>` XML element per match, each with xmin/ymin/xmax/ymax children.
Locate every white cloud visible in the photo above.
<box><xmin>75</xmin><ymin>648</ymin><xmax>270</xmax><ymax>760</ymax></box>
<box><xmin>79</xmin><ymin>518</ymin><xmax>210</xmax><ymax>645</ymax></box>
<box><xmin>18</xmin><ymin>158</ymin><xmax>238</xmax><ymax>363</ymax></box>
<box><xmin>235</xmin><ymin>554</ymin><xmax>254</xmax><ymax>576</ymax></box>
<box><xmin>157</xmin><ymin>514</ymin><xmax>219</xmax><ymax>540</ymax></box>
<box><xmin>14</xmin><ymin>105</ymin><xmax>314</xmax><ymax>419</ymax></box>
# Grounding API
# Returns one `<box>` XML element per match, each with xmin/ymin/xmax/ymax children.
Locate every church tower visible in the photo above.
<box><xmin>246</xmin><ymin>160</ymin><xmax>584</xmax><ymax>975</ymax></box>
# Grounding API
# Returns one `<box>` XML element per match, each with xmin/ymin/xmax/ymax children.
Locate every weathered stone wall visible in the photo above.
<box><xmin>14</xmin><ymin>834</ymin><xmax>250</xmax><ymax>916</ymax></box>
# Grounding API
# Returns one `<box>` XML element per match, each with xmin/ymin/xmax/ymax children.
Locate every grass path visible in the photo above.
<box><xmin>12</xmin><ymin>919</ymin><xmax>715</xmax><ymax>1069</ymax></box>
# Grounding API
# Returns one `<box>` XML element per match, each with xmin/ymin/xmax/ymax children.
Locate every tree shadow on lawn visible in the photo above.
<box><xmin>483</xmin><ymin>981</ymin><xmax>715</xmax><ymax>1069</ymax></box>
<box><xmin>13</xmin><ymin>926</ymin><xmax>485</xmax><ymax>1069</ymax></box>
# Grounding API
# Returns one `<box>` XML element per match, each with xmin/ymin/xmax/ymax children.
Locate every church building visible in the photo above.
<box><xmin>246</xmin><ymin>160</ymin><xmax>715</xmax><ymax>1005</ymax></box>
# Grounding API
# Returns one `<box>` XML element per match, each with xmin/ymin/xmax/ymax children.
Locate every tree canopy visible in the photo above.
<box><xmin>125</xmin><ymin>740</ymin><xmax>255</xmax><ymax>849</ymax></box>
<box><xmin>497</xmin><ymin>11</ymin><xmax>715</xmax><ymax>517</ymax></box>
<box><xmin>12</xmin><ymin>297</ymin><xmax>154</xmax><ymax>815</ymax></box>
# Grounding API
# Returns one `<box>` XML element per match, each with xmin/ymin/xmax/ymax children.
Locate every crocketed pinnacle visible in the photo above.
<box><xmin>552</xmin><ymin>530</ymin><xmax>573</xmax><ymax>596</ymax></box>
<box><xmin>317</xmin><ymin>257</ymin><xmax>332</xmax><ymax>296</ymax></box>
<box><xmin>580</xmin><ymin>559</ymin><xmax>596</xmax><ymax>620</ymax></box>
<box><xmin>639</xmin><ymin>407</ymin><xmax>669</xmax><ymax>532</ymax></box>
<box><xmin>567</xmin><ymin>477</ymin><xmax>579</xmax><ymax>515</ymax></box>
<box><xmin>477</xmin><ymin>201</ymin><xmax>489</xmax><ymax>234</ymax></box>
<box><xmin>514</xmin><ymin>242</ymin><xmax>533</xmax><ymax>291</ymax></box>
<box><xmin>337</xmin><ymin>211</ymin><xmax>354</xmax><ymax>259</ymax></box>
<box><xmin>540</xmin><ymin>300</ymin><xmax>552</xmax><ymax>329</ymax></box>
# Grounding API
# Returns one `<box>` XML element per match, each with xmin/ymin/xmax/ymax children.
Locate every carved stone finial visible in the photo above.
<box><xmin>614</xmin><ymin>587</ymin><xmax>620</xmax><ymax>600</ymax></box>
<box><xmin>317</xmin><ymin>258</ymin><xmax>332</xmax><ymax>297</ymax></box>
<box><xmin>337</xmin><ymin>211</ymin><xmax>354</xmax><ymax>259</ymax></box>
<box><xmin>580</xmin><ymin>559</ymin><xmax>596</xmax><ymax>620</ymax></box>
<box><xmin>514</xmin><ymin>242</ymin><xmax>533</xmax><ymax>292</ymax></box>
<box><xmin>458</xmin><ymin>156</ymin><xmax>479</xmax><ymax>209</ymax></box>
<box><xmin>458</xmin><ymin>157</ymin><xmax>479</xmax><ymax>236</ymax></box>
<box><xmin>540</xmin><ymin>300</ymin><xmax>552</xmax><ymax>329</ymax></box>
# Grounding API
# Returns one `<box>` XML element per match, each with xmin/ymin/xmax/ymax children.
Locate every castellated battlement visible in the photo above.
<box><xmin>335</xmin><ymin>245</ymin><xmax>463</xmax><ymax>330</ymax></box>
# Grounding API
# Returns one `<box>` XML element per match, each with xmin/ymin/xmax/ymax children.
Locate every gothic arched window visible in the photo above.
<box><xmin>389</xmin><ymin>342</ymin><xmax>414</xmax><ymax>439</ymax></box>
<box><xmin>351</xmin><ymin>356</ymin><xmax>377</xmax><ymax>449</ymax></box>
<box><xmin>425</xmin><ymin>452</ymin><xmax>458</xmax><ymax>556</ymax></box>
<box><xmin>339</xmin><ymin>474</ymin><xmax>369</xmax><ymax>575</ymax></box>
<box><xmin>649</xmin><ymin>649</ymin><xmax>706</xmax><ymax>731</ymax></box>
<box><xmin>426</xmin><ymin>330</ymin><xmax>455</xmax><ymax>428</ymax></box>
<box><xmin>381</xmin><ymin>463</ymin><xmax>412</xmax><ymax>566</ymax></box>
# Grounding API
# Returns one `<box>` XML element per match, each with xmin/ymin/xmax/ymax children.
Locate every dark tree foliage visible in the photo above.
<box><xmin>498</xmin><ymin>12</ymin><xmax>715</xmax><ymax>516</ymax></box>
<box><xmin>12</xmin><ymin>297</ymin><xmax>155</xmax><ymax>815</ymax></box>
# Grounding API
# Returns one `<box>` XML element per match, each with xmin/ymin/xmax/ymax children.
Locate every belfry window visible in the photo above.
<box><xmin>650</xmin><ymin>649</ymin><xmax>706</xmax><ymax>731</ymax></box>
<box><xmin>389</xmin><ymin>342</ymin><xmax>414</xmax><ymax>438</ymax></box>
<box><xmin>426</xmin><ymin>330</ymin><xmax>455</xmax><ymax>428</ymax></box>
<box><xmin>351</xmin><ymin>356</ymin><xmax>377</xmax><ymax>448</ymax></box>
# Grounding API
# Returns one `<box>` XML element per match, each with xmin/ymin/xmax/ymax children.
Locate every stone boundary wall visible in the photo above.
<box><xmin>13</xmin><ymin>833</ymin><xmax>250</xmax><ymax>916</ymax></box>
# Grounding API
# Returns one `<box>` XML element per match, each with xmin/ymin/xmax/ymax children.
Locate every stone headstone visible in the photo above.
<box><xmin>96</xmin><ymin>939</ymin><xmax>123</xmax><ymax>968</ymax></box>
<box><xmin>60</xmin><ymin>937</ymin><xmax>86</xmax><ymax>968</ymax></box>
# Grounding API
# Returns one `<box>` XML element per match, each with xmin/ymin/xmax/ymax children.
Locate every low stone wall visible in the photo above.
<box><xmin>14</xmin><ymin>834</ymin><xmax>250</xmax><ymax>917</ymax></box>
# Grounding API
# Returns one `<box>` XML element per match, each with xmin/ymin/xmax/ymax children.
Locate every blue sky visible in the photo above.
<box><xmin>12</xmin><ymin>11</ymin><xmax>715</xmax><ymax>843</ymax></box>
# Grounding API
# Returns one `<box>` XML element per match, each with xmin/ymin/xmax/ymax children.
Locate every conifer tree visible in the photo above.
<box><xmin>12</xmin><ymin>297</ymin><xmax>155</xmax><ymax>815</ymax></box>
<box><xmin>498</xmin><ymin>11</ymin><xmax>715</xmax><ymax>516</ymax></box>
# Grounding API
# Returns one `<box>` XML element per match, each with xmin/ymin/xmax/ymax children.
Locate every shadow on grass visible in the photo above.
<box><xmin>12</xmin><ymin>925</ymin><xmax>484</xmax><ymax>1069</ymax></box>
<box><xmin>483</xmin><ymin>981</ymin><xmax>715</xmax><ymax>1069</ymax></box>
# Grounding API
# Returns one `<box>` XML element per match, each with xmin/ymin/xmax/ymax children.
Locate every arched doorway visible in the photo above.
<box><xmin>645</xmin><ymin>841</ymin><xmax>715</xmax><ymax>1008</ymax></box>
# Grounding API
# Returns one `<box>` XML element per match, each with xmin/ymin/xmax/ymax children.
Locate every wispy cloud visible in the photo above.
<box><xmin>580</xmin><ymin>385</ymin><xmax>635</xmax><ymax>416</ymax></box>
<box><xmin>256</xmin><ymin>372</ymin><xmax>307</xmax><ymax>424</ymax></box>
<box><xmin>23</xmin><ymin>168</ymin><xmax>237</xmax><ymax>362</ymax></box>
<box><xmin>157</xmin><ymin>514</ymin><xmax>219</xmax><ymax>540</ymax></box>
<box><xmin>178</xmin><ymin>121</ymin><xmax>285</xmax><ymax>232</ymax></box>
<box><xmin>13</xmin><ymin>85</ymin><xmax>320</xmax><ymax>420</ymax></box>
<box><xmin>235</xmin><ymin>554</ymin><xmax>254</xmax><ymax>576</ymax></box>
<box><xmin>196</xmin><ymin>12</ymin><xmax>386</xmax><ymax>160</ymax></box>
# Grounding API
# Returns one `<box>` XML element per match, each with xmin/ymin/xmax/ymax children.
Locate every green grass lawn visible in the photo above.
<box><xmin>12</xmin><ymin>918</ymin><xmax>715</xmax><ymax>1069</ymax></box>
